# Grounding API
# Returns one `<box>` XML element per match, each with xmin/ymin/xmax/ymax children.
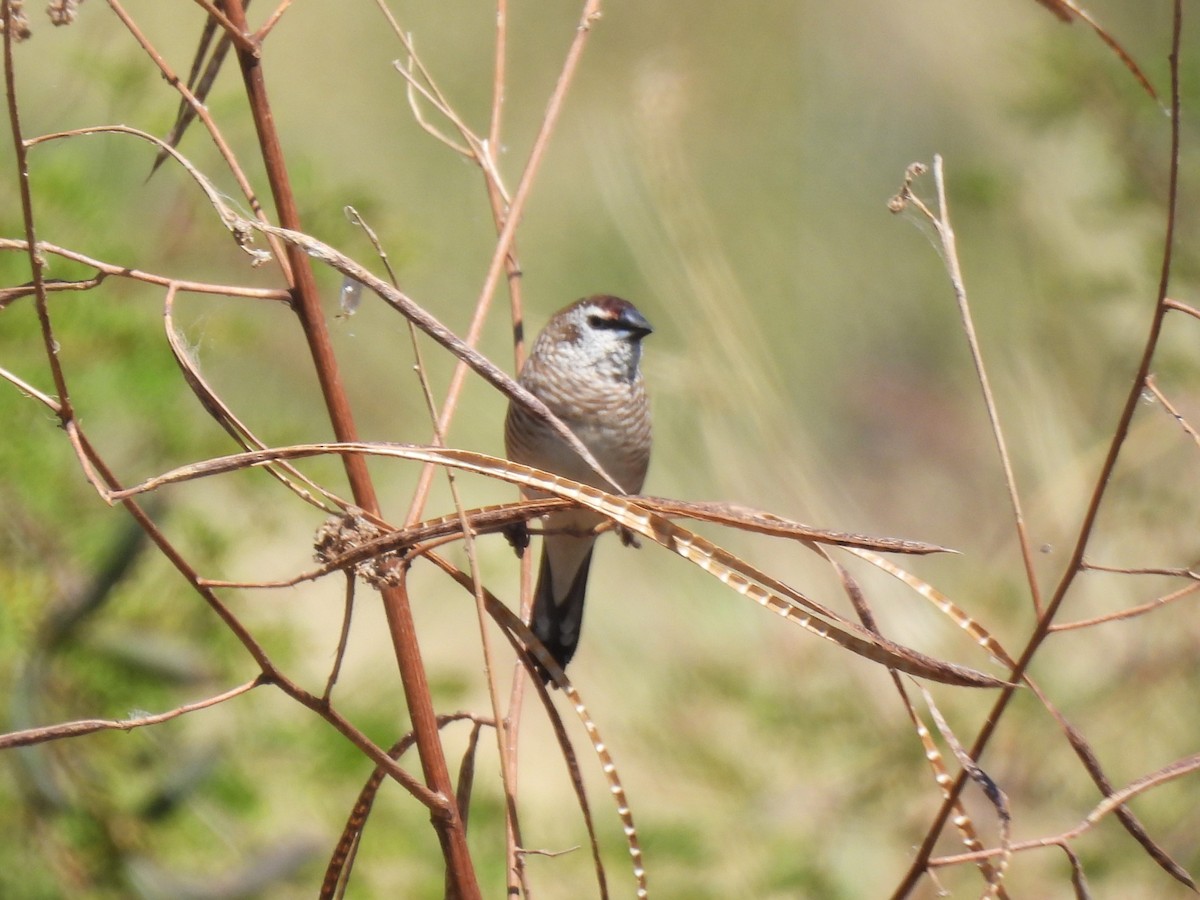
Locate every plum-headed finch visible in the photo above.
<box><xmin>504</xmin><ymin>295</ymin><xmax>653</xmax><ymax>680</ymax></box>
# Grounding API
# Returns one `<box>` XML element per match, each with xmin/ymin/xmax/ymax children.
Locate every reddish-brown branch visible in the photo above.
<box><xmin>216</xmin><ymin>1</ymin><xmax>479</xmax><ymax>893</ymax></box>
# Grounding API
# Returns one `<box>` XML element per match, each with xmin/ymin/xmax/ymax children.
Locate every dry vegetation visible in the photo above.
<box><xmin>2</xmin><ymin>1</ymin><xmax>1198</xmax><ymax>898</ymax></box>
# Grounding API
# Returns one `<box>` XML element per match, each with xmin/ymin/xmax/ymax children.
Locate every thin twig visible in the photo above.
<box><xmin>1080</xmin><ymin>562</ymin><xmax>1200</xmax><ymax>578</ymax></box>
<box><xmin>890</xmin><ymin>2</ymin><xmax>1186</xmax><ymax>894</ymax></box>
<box><xmin>929</xmin><ymin>750</ymin><xmax>1200</xmax><ymax>869</ymax></box>
<box><xmin>893</xmin><ymin>158</ymin><xmax>1044</xmax><ymax>616</ymax></box>
<box><xmin>820</xmin><ymin>544</ymin><xmax>1011</xmax><ymax>898</ymax></box>
<box><xmin>0</xmin><ymin>237</ymin><xmax>291</xmax><ymax>300</ymax></box>
<box><xmin>0</xmin><ymin>364</ymin><xmax>59</xmax><ymax>409</ymax></box>
<box><xmin>0</xmin><ymin>678</ymin><xmax>264</xmax><ymax>750</ymax></box>
<box><xmin>424</xmin><ymin>550</ymin><xmax>641</xmax><ymax>898</ymax></box>
<box><xmin>4</xmin><ymin>0</ymin><xmax>69</xmax><ymax>423</ymax></box>
<box><xmin>1049</xmin><ymin>580</ymin><xmax>1200</xmax><ymax>631</ymax></box>
<box><xmin>401</xmin><ymin>0</ymin><xmax>605</xmax><ymax>524</ymax></box>
<box><xmin>322</xmin><ymin>574</ymin><xmax>357</xmax><ymax>703</ymax></box>
<box><xmin>1144</xmin><ymin>374</ymin><xmax>1200</xmax><ymax>449</ymax></box>
<box><xmin>253</xmin><ymin>0</ymin><xmax>296</xmax><ymax>42</ymax></box>
<box><xmin>1164</xmin><ymin>296</ymin><xmax>1200</xmax><ymax>320</ymax></box>
<box><xmin>320</xmin><ymin>713</ymin><xmax>494</xmax><ymax>900</ymax></box>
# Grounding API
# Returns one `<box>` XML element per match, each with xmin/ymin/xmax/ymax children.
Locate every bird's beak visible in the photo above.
<box><xmin>619</xmin><ymin>307</ymin><xmax>653</xmax><ymax>339</ymax></box>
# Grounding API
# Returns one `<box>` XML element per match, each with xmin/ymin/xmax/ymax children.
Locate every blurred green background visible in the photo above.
<box><xmin>2</xmin><ymin>1</ymin><xmax>1198</xmax><ymax>897</ymax></box>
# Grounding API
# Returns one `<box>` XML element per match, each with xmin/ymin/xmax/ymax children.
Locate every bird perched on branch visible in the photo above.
<box><xmin>505</xmin><ymin>295</ymin><xmax>653</xmax><ymax>681</ymax></box>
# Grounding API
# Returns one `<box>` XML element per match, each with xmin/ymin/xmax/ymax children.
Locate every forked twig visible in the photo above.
<box><xmin>929</xmin><ymin>751</ymin><xmax>1200</xmax><ymax>870</ymax></box>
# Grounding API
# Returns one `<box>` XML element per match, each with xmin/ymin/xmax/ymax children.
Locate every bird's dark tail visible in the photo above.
<box><xmin>529</xmin><ymin>545</ymin><xmax>594</xmax><ymax>684</ymax></box>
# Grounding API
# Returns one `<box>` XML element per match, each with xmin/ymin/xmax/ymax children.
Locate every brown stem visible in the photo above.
<box><xmin>217</xmin><ymin>2</ymin><xmax>480</xmax><ymax>894</ymax></box>
<box><xmin>3</xmin><ymin>0</ymin><xmax>70</xmax><ymax>422</ymax></box>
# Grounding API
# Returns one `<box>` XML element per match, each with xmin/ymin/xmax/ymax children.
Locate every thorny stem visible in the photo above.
<box><xmin>891</xmin><ymin>1</ymin><xmax>1185</xmax><ymax>895</ymax></box>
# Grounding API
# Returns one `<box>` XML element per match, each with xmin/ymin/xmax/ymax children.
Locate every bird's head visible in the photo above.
<box><xmin>537</xmin><ymin>295</ymin><xmax>653</xmax><ymax>382</ymax></box>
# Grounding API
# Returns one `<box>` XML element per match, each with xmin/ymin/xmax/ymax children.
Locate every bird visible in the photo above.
<box><xmin>504</xmin><ymin>295</ymin><xmax>653</xmax><ymax>681</ymax></box>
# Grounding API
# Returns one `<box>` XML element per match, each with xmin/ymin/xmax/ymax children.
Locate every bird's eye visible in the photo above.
<box><xmin>587</xmin><ymin>313</ymin><xmax>618</xmax><ymax>330</ymax></box>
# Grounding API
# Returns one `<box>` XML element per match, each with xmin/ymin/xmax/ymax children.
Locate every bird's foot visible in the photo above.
<box><xmin>503</xmin><ymin>522</ymin><xmax>530</xmax><ymax>557</ymax></box>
